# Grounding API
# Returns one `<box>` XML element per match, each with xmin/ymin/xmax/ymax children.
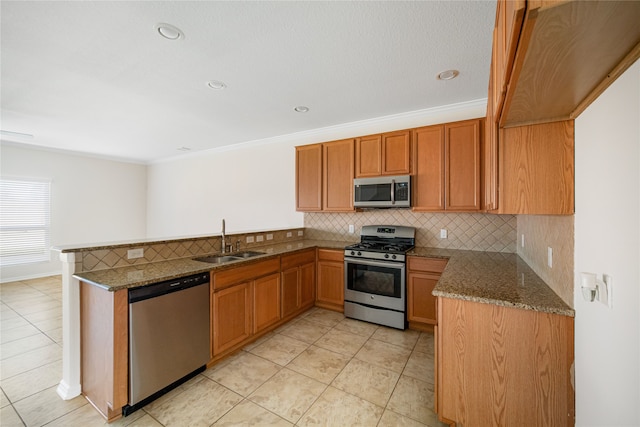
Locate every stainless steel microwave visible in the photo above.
<box><xmin>354</xmin><ymin>175</ymin><xmax>411</xmax><ymax>208</ymax></box>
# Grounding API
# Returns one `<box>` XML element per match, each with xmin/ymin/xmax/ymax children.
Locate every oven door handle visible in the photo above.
<box><xmin>344</xmin><ymin>257</ymin><xmax>405</xmax><ymax>270</ymax></box>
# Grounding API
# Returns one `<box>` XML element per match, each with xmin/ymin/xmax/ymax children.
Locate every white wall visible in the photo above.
<box><xmin>574</xmin><ymin>61</ymin><xmax>639</xmax><ymax>426</ymax></box>
<box><xmin>0</xmin><ymin>144</ymin><xmax>147</xmax><ymax>281</ymax></box>
<box><xmin>146</xmin><ymin>100</ymin><xmax>486</xmax><ymax>238</ymax></box>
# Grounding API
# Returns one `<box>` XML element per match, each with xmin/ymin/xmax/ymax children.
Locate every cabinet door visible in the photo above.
<box><xmin>317</xmin><ymin>260</ymin><xmax>344</xmax><ymax>310</ymax></box>
<box><xmin>300</xmin><ymin>262</ymin><xmax>316</xmax><ymax>308</ymax></box>
<box><xmin>407</xmin><ymin>272</ymin><xmax>439</xmax><ymax>325</ymax></box>
<box><xmin>412</xmin><ymin>125</ymin><xmax>445</xmax><ymax>211</ymax></box>
<box><xmin>445</xmin><ymin>119</ymin><xmax>481</xmax><ymax>211</ymax></box>
<box><xmin>323</xmin><ymin>139</ymin><xmax>355</xmax><ymax>211</ymax></box>
<box><xmin>382</xmin><ymin>130</ymin><xmax>411</xmax><ymax>175</ymax></box>
<box><xmin>213</xmin><ymin>282</ymin><xmax>251</xmax><ymax>355</ymax></box>
<box><xmin>281</xmin><ymin>267</ymin><xmax>300</xmax><ymax>318</ymax></box>
<box><xmin>254</xmin><ymin>273</ymin><xmax>281</xmax><ymax>334</ymax></box>
<box><xmin>355</xmin><ymin>135</ymin><xmax>382</xmax><ymax>177</ymax></box>
<box><xmin>296</xmin><ymin>144</ymin><xmax>322</xmax><ymax>212</ymax></box>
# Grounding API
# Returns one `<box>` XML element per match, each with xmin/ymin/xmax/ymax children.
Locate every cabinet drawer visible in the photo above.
<box><xmin>317</xmin><ymin>249</ymin><xmax>343</xmax><ymax>262</ymax></box>
<box><xmin>213</xmin><ymin>258</ymin><xmax>280</xmax><ymax>290</ymax></box>
<box><xmin>408</xmin><ymin>257</ymin><xmax>448</xmax><ymax>273</ymax></box>
<box><xmin>281</xmin><ymin>249</ymin><xmax>316</xmax><ymax>270</ymax></box>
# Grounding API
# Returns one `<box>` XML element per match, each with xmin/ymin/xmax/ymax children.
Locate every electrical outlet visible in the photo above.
<box><xmin>440</xmin><ymin>229</ymin><xmax>448</xmax><ymax>239</ymax></box>
<box><xmin>547</xmin><ymin>247</ymin><xmax>553</xmax><ymax>268</ymax></box>
<box><xmin>286</xmin><ymin>232</ymin><xmax>292</xmax><ymax>238</ymax></box>
<box><xmin>348</xmin><ymin>224</ymin><xmax>355</xmax><ymax>234</ymax></box>
<box><xmin>521</xmin><ymin>234</ymin><xmax>525</xmax><ymax>248</ymax></box>
<box><xmin>256</xmin><ymin>235</ymin><xmax>264</xmax><ymax>242</ymax></box>
<box><xmin>127</xmin><ymin>248</ymin><xmax>144</xmax><ymax>259</ymax></box>
<box><xmin>266</xmin><ymin>234</ymin><xmax>273</xmax><ymax>240</ymax></box>
<box><xmin>298</xmin><ymin>230</ymin><xmax>303</xmax><ymax>236</ymax></box>
<box><xmin>246</xmin><ymin>236</ymin><xmax>255</xmax><ymax>243</ymax></box>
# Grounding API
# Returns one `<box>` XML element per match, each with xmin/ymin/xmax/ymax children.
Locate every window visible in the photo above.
<box><xmin>0</xmin><ymin>178</ymin><xmax>51</xmax><ymax>266</ymax></box>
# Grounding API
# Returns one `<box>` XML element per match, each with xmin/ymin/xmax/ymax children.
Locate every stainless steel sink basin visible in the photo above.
<box><xmin>193</xmin><ymin>255</ymin><xmax>242</xmax><ymax>264</ymax></box>
<box><xmin>234</xmin><ymin>251</ymin><xmax>265</xmax><ymax>258</ymax></box>
<box><xmin>193</xmin><ymin>251</ymin><xmax>264</xmax><ymax>264</ymax></box>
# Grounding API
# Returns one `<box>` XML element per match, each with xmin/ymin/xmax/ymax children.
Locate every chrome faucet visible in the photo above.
<box><xmin>221</xmin><ymin>219</ymin><xmax>226</xmax><ymax>253</ymax></box>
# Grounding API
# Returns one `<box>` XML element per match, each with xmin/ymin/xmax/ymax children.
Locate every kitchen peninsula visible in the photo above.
<box><xmin>55</xmin><ymin>226</ymin><xmax>573</xmax><ymax>423</ymax></box>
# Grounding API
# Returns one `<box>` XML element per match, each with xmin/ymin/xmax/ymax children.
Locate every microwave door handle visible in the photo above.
<box><xmin>391</xmin><ymin>179</ymin><xmax>396</xmax><ymax>205</ymax></box>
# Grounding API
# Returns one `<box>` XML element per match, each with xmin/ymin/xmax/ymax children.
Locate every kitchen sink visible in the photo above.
<box><xmin>193</xmin><ymin>251</ymin><xmax>265</xmax><ymax>264</ymax></box>
<box><xmin>234</xmin><ymin>251</ymin><xmax>265</xmax><ymax>258</ymax></box>
<box><xmin>193</xmin><ymin>255</ymin><xmax>242</xmax><ymax>264</ymax></box>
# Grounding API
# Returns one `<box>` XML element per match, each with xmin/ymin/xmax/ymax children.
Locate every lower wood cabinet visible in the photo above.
<box><xmin>212</xmin><ymin>259</ymin><xmax>280</xmax><ymax>357</ymax></box>
<box><xmin>253</xmin><ymin>273</ymin><xmax>281</xmax><ymax>334</ymax></box>
<box><xmin>80</xmin><ymin>282</ymin><xmax>128</xmax><ymax>422</ymax></box>
<box><xmin>407</xmin><ymin>257</ymin><xmax>448</xmax><ymax>330</ymax></box>
<box><xmin>212</xmin><ymin>282</ymin><xmax>252</xmax><ymax>355</ymax></box>
<box><xmin>316</xmin><ymin>249</ymin><xmax>344</xmax><ymax>312</ymax></box>
<box><xmin>436</xmin><ymin>297</ymin><xmax>575</xmax><ymax>426</ymax></box>
<box><xmin>281</xmin><ymin>249</ymin><xmax>316</xmax><ymax>319</ymax></box>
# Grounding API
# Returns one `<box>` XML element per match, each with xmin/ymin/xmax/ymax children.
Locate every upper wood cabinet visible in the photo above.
<box><xmin>499</xmin><ymin>0</ymin><xmax>640</xmax><ymax>127</ymax></box>
<box><xmin>296</xmin><ymin>144</ymin><xmax>322</xmax><ymax>212</ymax></box>
<box><xmin>323</xmin><ymin>139</ymin><xmax>355</xmax><ymax>212</ymax></box>
<box><xmin>355</xmin><ymin>130</ymin><xmax>411</xmax><ymax>177</ymax></box>
<box><xmin>413</xmin><ymin>119</ymin><xmax>482</xmax><ymax>212</ymax></box>
<box><xmin>296</xmin><ymin>139</ymin><xmax>354</xmax><ymax>212</ymax></box>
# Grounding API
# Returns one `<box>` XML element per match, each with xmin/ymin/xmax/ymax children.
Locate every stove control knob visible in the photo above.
<box><xmin>357</xmin><ymin>251</ymin><xmax>362</xmax><ymax>256</ymax></box>
<box><xmin>384</xmin><ymin>254</ymin><xmax>389</xmax><ymax>259</ymax></box>
<box><xmin>392</xmin><ymin>254</ymin><xmax>397</xmax><ymax>260</ymax></box>
<box><xmin>350</xmin><ymin>251</ymin><xmax>355</xmax><ymax>256</ymax></box>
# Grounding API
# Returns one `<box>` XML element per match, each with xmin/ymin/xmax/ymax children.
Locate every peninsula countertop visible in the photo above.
<box><xmin>74</xmin><ymin>241</ymin><xmax>574</xmax><ymax>317</ymax></box>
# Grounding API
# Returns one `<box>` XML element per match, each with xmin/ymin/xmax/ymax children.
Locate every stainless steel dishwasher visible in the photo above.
<box><xmin>123</xmin><ymin>272</ymin><xmax>210</xmax><ymax>416</ymax></box>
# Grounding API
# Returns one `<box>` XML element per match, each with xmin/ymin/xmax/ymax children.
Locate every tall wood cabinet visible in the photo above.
<box><xmin>355</xmin><ymin>130</ymin><xmax>411</xmax><ymax>177</ymax></box>
<box><xmin>412</xmin><ymin>119</ymin><xmax>482</xmax><ymax>212</ymax></box>
<box><xmin>316</xmin><ymin>249</ymin><xmax>344</xmax><ymax>312</ymax></box>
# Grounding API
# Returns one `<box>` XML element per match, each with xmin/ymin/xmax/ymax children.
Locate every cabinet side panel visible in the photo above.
<box><xmin>80</xmin><ymin>282</ymin><xmax>115</xmax><ymax>419</ymax></box>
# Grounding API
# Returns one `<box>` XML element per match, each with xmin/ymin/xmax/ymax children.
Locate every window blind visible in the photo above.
<box><xmin>0</xmin><ymin>178</ymin><xmax>51</xmax><ymax>266</ymax></box>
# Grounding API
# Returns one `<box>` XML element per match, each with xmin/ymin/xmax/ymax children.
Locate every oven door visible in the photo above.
<box><xmin>344</xmin><ymin>257</ymin><xmax>405</xmax><ymax>312</ymax></box>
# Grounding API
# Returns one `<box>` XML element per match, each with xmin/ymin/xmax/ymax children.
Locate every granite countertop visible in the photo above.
<box><xmin>75</xmin><ymin>240</ymin><xmax>574</xmax><ymax>318</ymax></box>
<box><xmin>409</xmin><ymin>247</ymin><xmax>575</xmax><ymax>317</ymax></box>
<box><xmin>74</xmin><ymin>240</ymin><xmax>349</xmax><ymax>292</ymax></box>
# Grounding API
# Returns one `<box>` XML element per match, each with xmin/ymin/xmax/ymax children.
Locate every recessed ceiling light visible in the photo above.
<box><xmin>155</xmin><ymin>23</ymin><xmax>184</xmax><ymax>40</ymax></box>
<box><xmin>294</xmin><ymin>106</ymin><xmax>309</xmax><ymax>113</ymax></box>
<box><xmin>206</xmin><ymin>80</ymin><xmax>227</xmax><ymax>90</ymax></box>
<box><xmin>437</xmin><ymin>69</ymin><xmax>459</xmax><ymax>80</ymax></box>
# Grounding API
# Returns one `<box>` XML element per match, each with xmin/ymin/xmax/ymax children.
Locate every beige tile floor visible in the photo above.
<box><xmin>1</xmin><ymin>276</ymin><xmax>447</xmax><ymax>427</ymax></box>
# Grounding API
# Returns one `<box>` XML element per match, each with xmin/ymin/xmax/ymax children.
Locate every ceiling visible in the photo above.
<box><xmin>1</xmin><ymin>1</ymin><xmax>495</xmax><ymax>163</ymax></box>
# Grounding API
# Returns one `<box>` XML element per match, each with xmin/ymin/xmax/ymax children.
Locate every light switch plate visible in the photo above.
<box><xmin>440</xmin><ymin>229</ymin><xmax>448</xmax><ymax>239</ymax></box>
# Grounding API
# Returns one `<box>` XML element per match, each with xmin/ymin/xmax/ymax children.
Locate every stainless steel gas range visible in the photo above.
<box><xmin>344</xmin><ymin>225</ymin><xmax>415</xmax><ymax>330</ymax></box>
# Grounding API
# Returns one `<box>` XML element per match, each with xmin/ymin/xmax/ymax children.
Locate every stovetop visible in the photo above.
<box><xmin>344</xmin><ymin>224</ymin><xmax>416</xmax><ymax>262</ymax></box>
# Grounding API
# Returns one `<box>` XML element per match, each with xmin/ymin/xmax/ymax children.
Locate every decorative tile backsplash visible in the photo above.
<box><xmin>304</xmin><ymin>210</ymin><xmax>517</xmax><ymax>252</ymax></box>
<box><xmin>75</xmin><ymin>228</ymin><xmax>305</xmax><ymax>273</ymax></box>
<box><xmin>517</xmin><ymin>215</ymin><xmax>574</xmax><ymax>307</ymax></box>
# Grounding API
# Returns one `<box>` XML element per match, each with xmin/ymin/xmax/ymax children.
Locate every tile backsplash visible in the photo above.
<box><xmin>75</xmin><ymin>228</ymin><xmax>304</xmax><ymax>273</ymax></box>
<box><xmin>305</xmin><ymin>210</ymin><xmax>517</xmax><ymax>253</ymax></box>
<box><xmin>517</xmin><ymin>215</ymin><xmax>574</xmax><ymax>307</ymax></box>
